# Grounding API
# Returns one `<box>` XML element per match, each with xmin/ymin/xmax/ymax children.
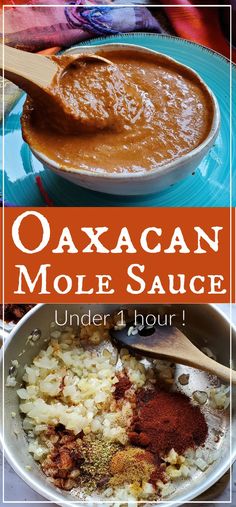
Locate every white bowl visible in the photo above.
<box><xmin>30</xmin><ymin>43</ymin><xmax>220</xmax><ymax>196</ymax></box>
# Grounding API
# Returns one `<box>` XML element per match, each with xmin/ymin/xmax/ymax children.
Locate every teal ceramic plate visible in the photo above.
<box><xmin>1</xmin><ymin>34</ymin><xmax>235</xmax><ymax>207</ymax></box>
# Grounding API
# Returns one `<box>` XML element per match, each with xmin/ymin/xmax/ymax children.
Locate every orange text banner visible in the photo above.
<box><xmin>2</xmin><ymin>207</ymin><xmax>234</xmax><ymax>303</ymax></box>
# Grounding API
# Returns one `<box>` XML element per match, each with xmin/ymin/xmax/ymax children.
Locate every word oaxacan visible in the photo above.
<box><xmin>11</xmin><ymin>211</ymin><xmax>226</xmax><ymax>296</ymax></box>
<box><xmin>13</xmin><ymin>211</ymin><xmax>222</xmax><ymax>255</ymax></box>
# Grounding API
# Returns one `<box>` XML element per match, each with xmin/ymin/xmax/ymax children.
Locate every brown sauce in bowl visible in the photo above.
<box><xmin>21</xmin><ymin>50</ymin><xmax>214</xmax><ymax>174</ymax></box>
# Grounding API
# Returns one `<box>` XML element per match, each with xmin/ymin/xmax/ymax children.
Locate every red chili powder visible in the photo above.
<box><xmin>129</xmin><ymin>389</ymin><xmax>208</xmax><ymax>457</ymax></box>
<box><xmin>114</xmin><ymin>374</ymin><xmax>132</xmax><ymax>400</ymax></box>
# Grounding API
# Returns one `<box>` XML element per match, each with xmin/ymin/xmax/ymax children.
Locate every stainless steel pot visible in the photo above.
<box><xmin>0</xmin><ymin>303</ymin><xmax>235</xmax><ymax>506</ymax></box>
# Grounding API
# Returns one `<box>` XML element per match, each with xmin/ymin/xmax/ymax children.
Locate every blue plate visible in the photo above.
<box><xmin>1</xmin><ymin>34</ymin><xmax>235</xmax><ymax>206</ymax></box>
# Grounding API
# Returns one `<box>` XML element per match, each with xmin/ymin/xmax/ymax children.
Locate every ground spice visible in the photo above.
<box><xmin>109</xmin><ymin>447</ymin><xmax>157</xmax><ymax>486</ymax></box>
<box><xmin>78</xmin><ymin>435</ymin><xmax>121</xmax><ymax>493</ymax></box>
<box><xmin>129</xmin><ymin>388</ymin><xmax>208</xmax><ymax>458</ymax></box>
<box><xmin>1</xmin><ymin>304</ymin><xmax>35</xmax><ymax>323</ymax></box>
<box><xmin>114</xmin><ymin>373</ymin><xmax>132</xmax><ymax>400</ymax></box>
<box><xmin>41</xmin><ymin>428</ymin><xmax>120</xmax><ymax>492</ymax></box>
<box><xmin>41</xmin><ymin>427</ymin><xmax>82</xmax><ymax>490</ymax></box>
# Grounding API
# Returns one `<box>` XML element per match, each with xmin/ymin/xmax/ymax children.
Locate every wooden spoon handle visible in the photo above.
<box><xmin>188</xmin><ymin>346</ymin><xmax>236</xmax><ymax>385</ymax></box>
<box><xmin>0</xmin><ymin>44</ymin><xmax>57</xmax><ymax>92</ymax></box>
<box><xmin>164</xmin><ymin>328</ymin><xmax>236</xmax><ymax>385</ymax></box>
<box><xmin>171</xmin><ymin>331</ymin><xmax>236</xmax><ymax>384</ymax></box>
<box><xmin>114</xmin><ymin>327</ymin><xmax>236</xmax><ymax>385</ymax></box>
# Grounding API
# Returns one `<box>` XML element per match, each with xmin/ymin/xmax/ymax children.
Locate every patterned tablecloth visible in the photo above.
<box><xmin>0</xmin><ymin>5</ymin><xmax>172</xmax><ymax>122</ymax></box>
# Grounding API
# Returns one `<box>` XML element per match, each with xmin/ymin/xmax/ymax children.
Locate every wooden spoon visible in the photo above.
<box><xmin>0</xmin><ymin>44</ymin><xmax>113</xmax><ymax>124</ymax></box>
<box><xmin>111</xmin><ymin>324</ymin><xmax>236</xmax><ymax>385</ymax></box>
<box><xmin>0</xmin><ymin>44</ymin><xmax>112</xmax><ymax>94</ymax></box>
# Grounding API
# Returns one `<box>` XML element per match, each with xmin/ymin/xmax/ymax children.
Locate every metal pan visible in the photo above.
<box><xmin>0</xmin><ymin>303</ymin><xmax>235</xmax><ymax>506</ymax></box>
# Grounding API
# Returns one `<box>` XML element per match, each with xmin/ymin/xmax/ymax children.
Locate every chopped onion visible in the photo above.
<box><xmin>193</xmin><ymin>390</ymin><xmax>208</xmax><ymax>405</ymax></box>
<box><xmin>196</xmin><ymin>458</ymin><xmax>208</xmax><ymax>471</ymax></box>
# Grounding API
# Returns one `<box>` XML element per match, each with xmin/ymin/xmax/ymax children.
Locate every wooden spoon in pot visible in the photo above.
<box><xmin>0</xmin><ymin>44</ymin><xmax>113</xmax><ymax>129</ymax></box>
<box><xmin>111</xmin><ymin>324</ymin><xmax>236</xmax><ymax>385</ymax></box>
